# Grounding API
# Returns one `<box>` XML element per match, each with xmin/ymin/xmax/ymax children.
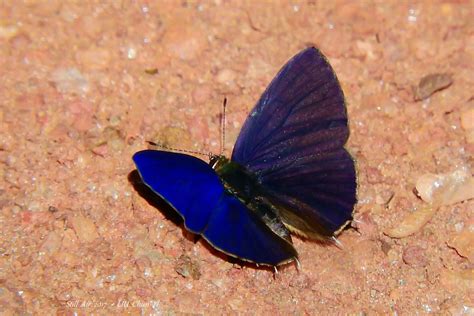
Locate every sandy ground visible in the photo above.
<box><xmin>1</xmin><ymin>1</ymin><xmax>473</xmax><ymax>315</ymax></box>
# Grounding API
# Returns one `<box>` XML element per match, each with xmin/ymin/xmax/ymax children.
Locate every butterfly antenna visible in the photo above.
<box><xmin>220</xmin><ymin>97</ymin><xmax>227</xmax><ymax>156</ymax></box>
<box><xmin>147</xmin><ymin>141</ymin><xmax>209</xmax><ymax>158</ymax></box>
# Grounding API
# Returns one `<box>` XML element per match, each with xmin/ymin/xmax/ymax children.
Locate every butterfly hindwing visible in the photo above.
<box><xmin>231</xmin><ymin>47</ymin><xmax>356</xmax><ymax>238</ymax></box>
<box><xmin>203</xmin><ymin>194</ymin><xmax>297</xmax><ymax>266</ymax></box>
<box><xmin>133</xmin><ymin>150</ymin><xmax>297</xmax><ymax>266</ymax></box>
<box><xmin>261</xmin><ymin>148</ymin><xmax>356</xmax><ymax>238</ymax></box>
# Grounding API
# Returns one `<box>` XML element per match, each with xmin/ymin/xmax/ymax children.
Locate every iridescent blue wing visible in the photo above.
<box><xmin>203</xmin><ymin>194</ymin><xmax>297</xmax><ymax>266</ymax></box>
<box><xmin>133</xmin><ymin>150</ymin><xmax>297</xmax><ymax>266</ymax></box>
<box><xmin>231</xmin><ymin>47</ymin><xmax>356</xmax><ymax>238</ymax></box>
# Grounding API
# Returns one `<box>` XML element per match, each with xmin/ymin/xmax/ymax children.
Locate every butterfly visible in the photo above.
<box><xmin>133</xmin><ymin>47</ymin><xmax>357</xmax><ymax>267</ymax></box>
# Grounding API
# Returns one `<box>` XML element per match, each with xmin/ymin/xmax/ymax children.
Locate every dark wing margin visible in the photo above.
<box><xmin>231</xmin><ymin>47</ymin><xmax>356</xmax><ymax>238</ymax></box>
<box><xmin>133</xmin><ymin>150</ymin><xmax>297</xmax><ymax>266</ymax></box>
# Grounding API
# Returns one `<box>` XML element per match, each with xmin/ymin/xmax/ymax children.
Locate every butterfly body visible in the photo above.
<box><xmin>211</xmin><ymin>155</ymin><xmax>294</xmax><ymax>244</ymax></box>
<box><xmin>133</xmin><ymin>47</ymin><xmax>357</xmax><ymax>266</ymax></box>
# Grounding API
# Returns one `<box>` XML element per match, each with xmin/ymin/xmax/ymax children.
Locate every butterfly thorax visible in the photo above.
<box><xmin>210</xmin><ymin>155</ymin><xmax>261</xmax><ymax>201</ymax></box>
<box><xmin>209</xmin><ymin>155</ymin><xmax>293</xmax><ymax>244</ymax></box>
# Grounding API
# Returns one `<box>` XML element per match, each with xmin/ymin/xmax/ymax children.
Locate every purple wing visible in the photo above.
<box><xmin>231</xmin><ymin>47</ymin><xmax>356</xmax><ymax>238</ymax></box>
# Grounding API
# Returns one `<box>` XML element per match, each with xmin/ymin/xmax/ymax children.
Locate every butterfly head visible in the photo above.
<box><xmin>209</xmin><ymin>154</ymin><xmax>229</xmax><ymax>171</ymax></box>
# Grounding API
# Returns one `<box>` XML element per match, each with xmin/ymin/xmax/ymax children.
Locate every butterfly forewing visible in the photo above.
<box><xmin>231</xmin><ymin>47</ymin><xmax>357</xmax><ymax>238</ymax></box>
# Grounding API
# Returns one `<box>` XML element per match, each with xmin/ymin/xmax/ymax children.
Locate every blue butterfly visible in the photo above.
<box><xmin>133</xmin><ymin>47</ymin><xmax>357</xmax><ymax>267</ymax></box>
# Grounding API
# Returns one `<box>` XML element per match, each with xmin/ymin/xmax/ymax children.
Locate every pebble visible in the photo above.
<box><xmin>288</xmin><ymin>273</ymin><xmax>312</xmax><ymax>289</ymax></box>
<box><xmin>126</xmin><ymin>46</ymin><xmax>137</xmax><ymax>60</ymax></box>
<box><xmin>0</xmin><ymin>24</ymin><xmax>19</xmax><ymax>40</ymax></box>
<box><xmin>415</xmin><ymin>168</ymin><xmax>474</xmax><ymax>206</ymax></box>
<box><xmin>413</xmin><ymin>73</ymin><xmax>453</xmax><ymax>101</ymax></box>
<box><xmin>466</xmin><ymin>130</ymin><xmax>474</xmax><ymax>144</ymax></box>
<box><xmin>217</xmin><ymin>68</ymin><xmax>236</xmax><ymax>86</ymax></box>
<box><xmin>355</xmin><ymin>40</ymin><xmax>376</xmax><ymax>60</ymax></box>
<box><xmin>27</xmin><ymin>200</ymin><xmax>41</xmax><ymax>212</ymax></box>
<box><xmin>175</xmin><ymin>254</ymin><xmax>201</xmax><ymax>280</ymax></box>
<box><xmin>385</xmin><ymin>207</ymin><xmax>435</xmax><ymax>238</ymax></box>
<box><xmin>460</xmin><ymin>108</ymin><xmax>474</xmax><ymax>130</ymax></box>
<box><xmin>448</xmin><ymin>230</ymin><xmax>474</xmax><ymax>263</ymax></box>
<box><xmin>386</xmin><ymin>249</ymin><xmax>399</xmax><ymax>263</ymax></box>
<box><xmin>402</xmin><ymin>245</ymin><xmax>428</xmax><ymax>267</ymax></box>
<box><xmin>41</xmin><ymin>231</ymin><xmax>62</xmax><ymax>254</ymax></box>
<box><xmin>10</xmin><ymin>33</ymin><xmax>31</xmax><ymax>49</ymax></box>
<box><xmin>70</xmin><ymin>215</ymin><xmax>99</xmax><ymax>243</ymax></box>
<box><xmin>439</xmin><ymin>269</ymin><xmax>474</xmax><ymax>294</ymax></box>
<box><xmin>51</xmin><ymin>68</ymin><xmax>90</xmax><ymax>95</ymax></box>
<box><xmin>135</xmin><ymin>256</ymin><xmax>152</xmax><ymax>273</ymax></box>
<box><xmin>92</xmin><ymin>144</ymin><xmax>108</xmax><ymax>157</ymax></box>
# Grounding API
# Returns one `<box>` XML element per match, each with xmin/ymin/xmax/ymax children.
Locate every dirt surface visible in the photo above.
<box><xmin>1</xmin><ymin>1</ymin><xmax>473</xmax><ymax>315</ymax></box>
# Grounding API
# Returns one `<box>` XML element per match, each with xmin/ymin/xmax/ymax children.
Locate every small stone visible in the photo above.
<box><xmin>135</xmin><ymin>256</ymin><xmax>152</xmax><ymax>273</ymax></box>
<box><xmin>439</xmin><ymin>269</ymin><xmax>474</xmax><ymax>294</ymax></box>
<box><xmin>460</xmin><ymin>108</ymin><xmax>474</xmax><ymax>130</ymax></box>
<box><xmin>355</xmin><ymin>40</ymin><xmax>376</xmax><ymax>60</ymax></box>
<box><xmin>51</xmin><ymin>68</ymin><xmax>89</xmax><ymax>95</ymax></box>
<box><xmin>70</xmin><ymin>215</ymin><xmax>99</xmax><ymax>243</ymax></box>
<box><xmin>365</xmin><ymin>166</ymin><xmax>383</xmax><ymax>184</ymax></box>
<box><xmin>154</xmin><ymin>126</ymin><xmax>192</xmax><ymax>148</ymax></box>
<box><xmin>447</xmin><ymin>230</ymin><xmax>474</xmax><ymax>263</ymax></box>
<box><xmin>387</xmin><ymin>249</ymin><xmax>400</xmax><ymax>263</ymax></box>
<box><xmin>402</xmin><ymin>245</ymin><xmax>428</xmax><ymax>267</ymax></box>
<box><xmin>126</xmin><ymin>46</ymin><xmax>137</xmax><ymax>60</ymax></box>
<box><xmin>385</xmin><ymin>207</ymin><xmax>435</xmax><ymax>238</ymax></box>
<box><xmin>380</xmin><ymin>239</ymin><xmax>392</xmax><ymax>255</ymax></box>
<box><xmin>115</xmin><ymin>263</ymin><xmax>134</xmax><ymax>284</ymax></box>
<box><xmin>288</xmin><ymin>273</ymin><xmax>312</xmax><ymax>289</ymax></box>
<box><xmin>92</xmin><ymin>144</ymin><xmax>108</xmax><ymax>157</ymax></box>
<box><xmin>466</xmin><ymin>129</ymin><xmax>474</xmax><ymax>144</ymax></box>
<box><xmin>370</xmin><ymin>289</ymin><xmax>377</xmax><ymax>298</ymax></box>
<box><xmin>413</xmin><ymin>73</ymin><xmax>453</xmax><ymax>101</ymax></box>
<box><xmin>175</xmin><ymin>254</ymin><xmax>201</xmax><ymax>280</ymax></box>
<box><xmin>27</xmin><ymin>200</ymin><xmax>41</xmax><ymax>212</ymax></box>
<box><xmin>381</xmin><ymin>100</ymin><xmax>399</xmax><ymax>117</ymax></box>
<box><xmin>216</xmin><ymin>68</ymin><xmax>236</xmax><ymax>86</ymax></box>
<box><xmin>10</xmin><ymin>33</ymin><xmax>31</xmax><ymax>49</ymax></box>
<box><xmin>41</xmin><ymin>231</ymin><xmax>62</xmax><ymax>254</ymax></box>
<box><xmin>415</xmin><ymin>168</ymin><xmax>474</xmax><ymax>206</ymax></box>
<box><xmin>0</xmin><ymin>24</ymin><xmax>19</xmax><ymax>40</ymax></box>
